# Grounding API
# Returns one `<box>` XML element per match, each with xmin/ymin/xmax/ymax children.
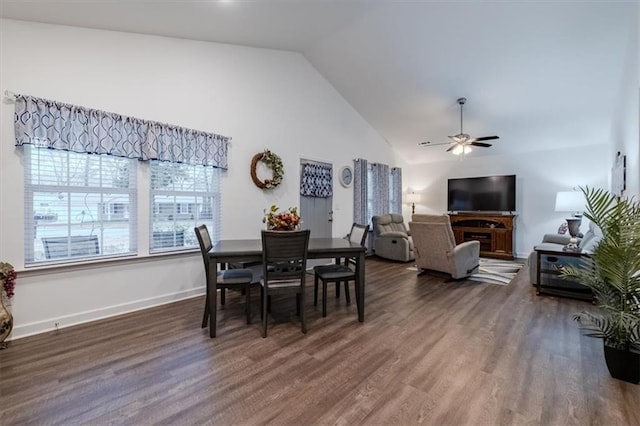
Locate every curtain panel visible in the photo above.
<box><xmin>353</xmin><ymin>158</ymin><xmax>368</xmax><ymax>225</ymax></box>
<box><xmin>13</xmin><ymin>94</ymin><xmax>229</xmax><ymax>169</ymax></box>
<box><xmin>300</xmin><ymin>163</ymin><xmax>333</xmax><ymax>198</ymax></box>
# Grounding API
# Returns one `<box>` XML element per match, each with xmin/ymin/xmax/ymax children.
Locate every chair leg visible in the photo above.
<box><xmin>246</xmin><ymin>284</ymin><xmax>251</xmax><ymax>324</ymax></box>
<box><xmin>262</xmin><ymin>286</ymin><xmax>268</xmax><ymax>338</ymax></box>
<box><xmin>322</xmin><ymin>279</ymin><xmax>328</xmax><ymax>317</ymax></box>
<box><xmin>201</xmin><ymin>296</ymin><xmax>209</xmax><ymax>328</ymax></box>
<box><xmin>221</xmin><ymin>288</ymin><xmax>226</xmax><ymax>306</ymax></box>
<box><xmin>300</xmin><ymin>288</ymin><xmax>307</xmax><ymax>334</ymax></box>
<box><xmin>344</xmin><ymin>281</ymin><xmax>351</xmax><ymax>305</ymax></box>
<box><xmin>314</xmin><ymin>273</ymin><xmax>319</xmax><ymax>306</ymax></box>
<box><xmin>335</xmin><ymin>282</ymin><xmax>340</xmax><ymax>298</ymax></box>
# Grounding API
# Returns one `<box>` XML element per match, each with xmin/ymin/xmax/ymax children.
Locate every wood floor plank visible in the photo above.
<box><xmin>1</xmin><ymin>257</ymin><xmax>639</xmax><ymax>425</ymax></box>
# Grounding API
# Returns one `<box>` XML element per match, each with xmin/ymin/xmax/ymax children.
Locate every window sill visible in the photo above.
<box><xmin>19</xmin><ymin>249</ymin><xmax>200</xmax><ymax>278</ymax></box>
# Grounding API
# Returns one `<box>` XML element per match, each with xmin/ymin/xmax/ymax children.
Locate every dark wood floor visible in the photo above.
<box><xmin>1</xmin><ymin>257</ymin><xmax>639</xmax><ymax>425</ymax></box>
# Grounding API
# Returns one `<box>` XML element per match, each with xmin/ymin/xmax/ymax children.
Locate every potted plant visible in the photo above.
<box><xmin>561</xmin><ymin>187</ymin><xmax>640</xmax><ymax>383</ymax></box>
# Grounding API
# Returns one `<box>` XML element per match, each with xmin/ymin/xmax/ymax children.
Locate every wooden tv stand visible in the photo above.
<box><xmin>448</xmin><ymin>213</ymin><xmax>515</xmax><ymax>260</ymax></box>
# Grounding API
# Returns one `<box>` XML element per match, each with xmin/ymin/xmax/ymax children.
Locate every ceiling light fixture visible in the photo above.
<box><xmin>452</xmin><ymin>145</ymin><xmax>472</xmax><ymax>155</ymax></box>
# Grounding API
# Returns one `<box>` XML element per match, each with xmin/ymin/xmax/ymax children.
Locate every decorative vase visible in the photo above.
<box><xmin>0</xmin><ymin>293</ymin><xmax>13</xmax><ymax>348</ymax></box>
<box><xmin>268</xmin><ymin>225</ymin><xmax>300</xmax><ymax>232</ymax></box>
<box><xmin>604</xmin><ymin>344</ymin><xmax>640</xmax><ymax>384</ymax></box>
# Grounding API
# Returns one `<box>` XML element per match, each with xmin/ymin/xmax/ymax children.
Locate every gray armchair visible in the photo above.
<box><xmin>372</xmin><ymin>214</ymin><xmax>415</xmax><ymax>262</ymax></box>
<box><xmin>409</xmin><ymin>214</ymin><xmax>480</xmax><ymax>279</ymax></box>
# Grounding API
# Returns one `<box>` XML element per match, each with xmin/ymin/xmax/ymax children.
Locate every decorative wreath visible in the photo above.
<box><xmin>250</xmin><ymin>149</ymin><xmax>284</xmax><ymax>189</ymax></box>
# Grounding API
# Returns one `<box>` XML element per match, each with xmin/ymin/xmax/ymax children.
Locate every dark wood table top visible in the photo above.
<box><xmin>210</xmin><ymin>237</ymin><xmax>364</xmax><ymax>258</ymax></box>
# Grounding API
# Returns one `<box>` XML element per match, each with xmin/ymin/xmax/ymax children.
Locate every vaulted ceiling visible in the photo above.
<box><xmin>1</xmin><ymin>0</ymin><xmax>636</xmax><ymax>164</ymax></box>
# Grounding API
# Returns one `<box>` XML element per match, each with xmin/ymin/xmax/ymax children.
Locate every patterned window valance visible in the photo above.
<box><xmin>13</xmin><ymin>94</ymin><xmax>229</xmax><ymax>169</ymax></box>
<box><xmin>300</xmin><ymin>163</ymin><xmax>333</xmax><ymax>198</ymax></box>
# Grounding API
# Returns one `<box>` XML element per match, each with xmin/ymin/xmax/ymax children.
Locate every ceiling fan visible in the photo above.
<box><xmin>418</xmin><ymin>97</ymin><xmax>499</xmax><ymax>155</ymax></box>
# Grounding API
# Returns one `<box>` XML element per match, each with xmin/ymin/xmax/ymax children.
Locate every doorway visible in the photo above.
<box><xmin>299</xmin><ymin>159</ymin><xmax>333</xmax><ymax>238</ymax></box>
<box><xmin>299</xmin><ymin>159</ymin><xmax>333</xmax><ymax>269</ymax></box>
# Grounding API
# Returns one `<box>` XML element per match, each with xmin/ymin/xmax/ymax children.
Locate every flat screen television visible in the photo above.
<box><xmin>448</xmin><ymin>175</ymin><xmax>516</xmax><ymax>212</ymax></box>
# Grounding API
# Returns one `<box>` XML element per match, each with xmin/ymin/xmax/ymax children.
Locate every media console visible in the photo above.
<box><xmin>448</xmin><ymin>213</ymin><xmax>515</xmax><ymax>260</ymax></box>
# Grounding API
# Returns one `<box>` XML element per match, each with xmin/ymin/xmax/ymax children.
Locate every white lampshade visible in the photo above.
<box><xmin>555</xmin><ymin>191</ymin><xmax>585</xmax><ymax>214</ymax></box>
<box><xmin>452</xmin><ymin>145</ymin><xmax>472</xmax><ymax>155</ymax></box>
<box><xmin>406</xmin><ymin>192</ymin><xmax>421</xmax><ymax>203</ymax></box>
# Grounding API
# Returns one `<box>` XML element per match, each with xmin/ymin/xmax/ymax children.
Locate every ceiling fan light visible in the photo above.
<box><xmin>451</xmin><ymin>145</ymin><xmax>472</xmax><ymax>156</ymax></box>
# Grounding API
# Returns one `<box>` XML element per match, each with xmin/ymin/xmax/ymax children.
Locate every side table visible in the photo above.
<box><xmin>535</xmin><ymin>248</ymin><xmax>594</xmax><ymax>302</ymax></box>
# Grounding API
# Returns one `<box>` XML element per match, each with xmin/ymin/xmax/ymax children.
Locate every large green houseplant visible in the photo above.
<box><xmin>561</xmin><ymin>187</ymin><xmax>640</xmax><ymax>383</ymax></box>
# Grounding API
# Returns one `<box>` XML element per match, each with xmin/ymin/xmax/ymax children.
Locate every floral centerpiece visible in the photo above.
<box><xmin>263</xmin><ymin>205</ymin><xmax>301</xmax><ymax>231</ymax></box>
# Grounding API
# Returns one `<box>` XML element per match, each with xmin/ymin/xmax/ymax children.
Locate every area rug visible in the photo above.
<box><xmin>467</xmin><ymin>257</ymin><xmax>525</xmax><ymax>285</ymax></box>
<box><xmin>407</xmin><ymin>257</ymin><xmax>525</xmax><ymax>285</ymax></box>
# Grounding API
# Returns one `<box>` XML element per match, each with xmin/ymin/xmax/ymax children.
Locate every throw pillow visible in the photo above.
<box><xmin>557</xmin><ymin>222</ymin><xmax>568</xmax><ymax>235</ymax></box>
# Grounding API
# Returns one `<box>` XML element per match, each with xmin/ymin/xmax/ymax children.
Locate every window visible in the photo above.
<box><xmin>24</xmin><ymin>146</ymin><xmax>137</xmax><ymax>265</ymax></box>
<box><xmin>389</xmin><ymin>168</ymin><xmax>402</xmax><ymax>213</ymax></box>
<box><xmin>150</xmin><ymin>161</ymin><xmax>220</xmax><ymax>252</ymax></box>
<box><xmin>15</xmin><ymin>94</ymin><xmax>229</xmax><ymax>265</ymax></box>
<box><xmin>365</xmin><ymin>163</ymin><xmax>402</xmax><ymax>225</ymax></box>
<box><xmin>367</xmin><ymin>165</ymin><xmax>374</xmax><ymax>225</ymax></box>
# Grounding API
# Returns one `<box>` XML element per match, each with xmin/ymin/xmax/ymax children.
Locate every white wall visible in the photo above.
<box><xmin>610</xmin><ymin>2</ymin><xmax>639</xmax><ymax>198</ymax></box>
<box><xmin>0</xmin><ymin>19</ymin><xmax>394</xmax><ymax>339</ymax></box>
<box><xmin>403</xmin><ymin>144</ymin><xmax>609</xmax><ymax>258</ymax></box>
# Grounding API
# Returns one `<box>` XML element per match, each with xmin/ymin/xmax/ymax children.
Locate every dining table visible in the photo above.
<box><xmin>207</xmin><ymin>237</ymin><xmax>366</xmax><ymax>337</ymax></box>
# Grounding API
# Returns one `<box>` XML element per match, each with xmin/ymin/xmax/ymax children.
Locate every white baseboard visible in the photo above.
<box><xmin>8</xmin><ymin>286</ymin><xmax>205</xmax><ymax>341</ymax></box>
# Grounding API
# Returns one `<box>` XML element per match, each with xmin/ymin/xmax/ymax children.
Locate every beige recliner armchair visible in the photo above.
<box><xmin>372</xmin><ymin>214</ymin><xmax>415</xmax><ymax>262</ymax></box>
<box><xmin>409</xmin><ymin>214</ymin><xmax>480</xmax><ymax>279</ymax></box>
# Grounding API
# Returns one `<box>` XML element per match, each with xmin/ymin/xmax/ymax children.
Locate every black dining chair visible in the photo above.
<box><xmin>314</xmin><ymin>223</ymin><xmax>369</xmax><ymax>317</ymax></box>
<box><xmin>260</xmin><ymin>229</ymin><xmax>311</xmax><ymax>338</ymax></box>
<box><xmin>194</xmin><ymin>225</ymin><xmax>256</xmax><ymax>333</ymax></box>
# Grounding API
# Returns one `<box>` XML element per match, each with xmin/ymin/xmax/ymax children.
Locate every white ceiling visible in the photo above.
<box><xmin>1</xmin><ymin>0</ymin><xmax>636</xmax><ymax>164</ymax></box>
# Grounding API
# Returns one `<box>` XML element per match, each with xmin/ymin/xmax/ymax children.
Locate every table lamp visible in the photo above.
<box><xmin>406</xmin><ymin>192</ymin><xmax>421</xmax><ymax>215</ymax></box>
<box><xmin>555</xmin><ymin>191</ymin><xmax>585</xmax><ymax>239</ymax></box>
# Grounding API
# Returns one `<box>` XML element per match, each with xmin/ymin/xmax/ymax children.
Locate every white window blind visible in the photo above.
<box><xmin>24</xmin><ymin>145</ymin><xmax>137</xmax><ymax>265</ymax></box>
<box><xmin>150</xmin><ymin>161</ymin><xmax>220</xmax><ymax>252</ymax></box>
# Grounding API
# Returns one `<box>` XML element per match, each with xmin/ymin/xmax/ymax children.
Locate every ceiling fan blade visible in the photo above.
<box><xmin>418</xmin><ymin>141</ymin><xmax>451</xmax><ymax>147</ymax></box>
<box><xmin>473</xmin><ymin>135</ymin><xmax>499</xmax><ymax>142</ymax></box>
<box><xmin>470</xmin><ymin>142</ymin><xmax>492</xmax><ymax>148</ymax></box>
<box><xmin>446</xmin><ymin>145</ymin><xmax>456</xmax><ymax>152</ymax></box>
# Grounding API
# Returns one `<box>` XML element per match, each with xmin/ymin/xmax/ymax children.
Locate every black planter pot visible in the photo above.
<box><xmin>603</xmin><ymin>345</ymin><xmax>640</xmax><ymax>384</ymax></box>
